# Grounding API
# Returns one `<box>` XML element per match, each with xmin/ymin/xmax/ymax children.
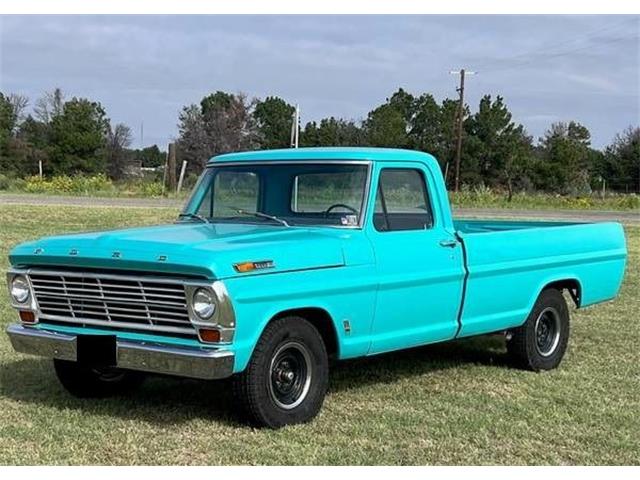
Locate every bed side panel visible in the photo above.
<box><xmin>457</xmin><ymin>222</ymin><xmax>627</xmax><ymax>338</ymax></box>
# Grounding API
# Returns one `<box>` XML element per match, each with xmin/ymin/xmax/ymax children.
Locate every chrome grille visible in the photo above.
<box><xmin>29</xmin><ymin>271</ymin><xmax>196</xmax><ymax>336</ymax></box>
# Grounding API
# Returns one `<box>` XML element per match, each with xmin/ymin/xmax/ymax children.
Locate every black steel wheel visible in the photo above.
<box><xmin>534</xmin><ymin>307</ymin><xmax>562</xmax><ymax>357</ymax></box>
<box><xmin>507</xmin><ymin>288</ymin><xmax>570</xmax><ymax>371</ymax></box>
<box><xmin>268</xmin><ymin>341</ymin><xmax>313</xmax><ymax>410</ymax></box>
<box><xmin>233</xmin><ymin>316</ymin><xmax>329</xmax><ymax>428</ymax></box>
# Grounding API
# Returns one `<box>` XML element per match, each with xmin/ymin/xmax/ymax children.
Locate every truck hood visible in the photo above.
<box><xmin>9</xmin><ymin>222</ymin><xmax>347</xmax><ymax>279</ymax></box>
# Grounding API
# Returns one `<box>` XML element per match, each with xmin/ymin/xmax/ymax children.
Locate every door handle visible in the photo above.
<box><xmin>439</xmin><ymin>239</ymin><xmax>458</xmax><ymax>248</ymax></box>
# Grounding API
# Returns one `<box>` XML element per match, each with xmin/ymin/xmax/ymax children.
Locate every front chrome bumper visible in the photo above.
<box><xmin>6</xmin><ymin>324</ymin><xmax>234</xmax><ymax>380</ymax></box>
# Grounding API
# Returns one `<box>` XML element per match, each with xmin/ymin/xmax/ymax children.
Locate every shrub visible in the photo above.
<box><xmin>23</xmin><ymin>174</ymin><xmax>115</xmax><ymax>195</ymax></box>
<box><xmin>0</xmin><ymin>174</ymin><xmax>11</xmax><ymax>190</ymax></box>
<box><xmin>138</xmin><ymin>181</ymin><xmax>164</xmax><ymax>197</ymax></box>
<box><xmin>0</xmin><ymin>174</ymin><xmax>27</xmax><ymax>191</ymax></box>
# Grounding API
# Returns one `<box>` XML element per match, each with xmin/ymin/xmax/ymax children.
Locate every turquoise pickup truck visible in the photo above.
<box><xmin>6</xmin><ymin>147</ymin><xmax>627</xmax><ymax>427</ymax></box>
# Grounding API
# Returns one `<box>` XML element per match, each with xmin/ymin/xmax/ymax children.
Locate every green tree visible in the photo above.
<box><xmin>364</xmin><ymin>102</ymin><xmax>410</xmax><ymax>148</ymax></box>
<box><xmin>536</xmin><ymin>121</ymin><xmax>593</xmax><ymax>194</ymax></box>
<box><xmin>0</xmin><ymin>93</ymin><xmax>14</xmax><ymax>159</ymax></box>
<box><xmin>463</xmin><ymin>95</ymin><xmax>533</xmax><ymax>192</ymax></box>
<box><xmin>410</xmin><ymin>95</ymin><xmax>463</xmax><ymax>181</ymax></box>
<box><xmin>1</xmin><ymin>92</ymin><xmax>35</xmax><ymax>175</ymax></box>
<box><xmin>254</xmin><ymin>96</ymin><xmax>295</xmax><ymax>149</ymax></box>
<box><xmin>409</xmin><ymin>93</ymin><xmax>442</xmax><ymax>153</ymax></box>
<box><xmin>133</xmin><ymin>145</ymin><xmax>165</xmax><ymax>168</ymax></box>
<box><xmin>48</xmin><ymin>98</ymin><xmax>109</xmax><ymax>175</ymax></box>
<box><xmin>597</xmin><ymin>127</ymin><xmax>640</xmax><ymax>193</ymax></box>
<box><xmin>14</xmin><ymin>116</ymin><xmax>51</xmax><ymax>176</ymax></box>
<box><xmin>301</xmin><ymin>117</ymin><xmax>365</xmax><ymax>146</ymax></box>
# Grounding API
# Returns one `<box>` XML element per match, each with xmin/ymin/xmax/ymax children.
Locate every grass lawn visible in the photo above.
<box><xmin>0</xmin><ymin>204</ymin><xmax>638</xmax><ymax>465</ymax></box>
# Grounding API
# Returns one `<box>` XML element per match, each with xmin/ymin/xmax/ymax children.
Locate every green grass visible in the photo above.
<box><xmin>0</xmin><ymin>205</ymin><xmax>638</xmax><ymax>465</ymax></box>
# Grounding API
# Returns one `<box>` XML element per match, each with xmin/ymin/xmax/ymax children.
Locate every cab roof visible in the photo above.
<box><xmin>208</xmin><ymin>147</ymin><xmax>437</xmax><ymax>165</ymax></box>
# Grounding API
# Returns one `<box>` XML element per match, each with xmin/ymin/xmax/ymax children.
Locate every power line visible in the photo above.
<box><xmin>481</xmin><ymin>32</ymin><xmax>638</xmax><ymax>75</ymax></box>
<box><xmin>473</xmin><ymin>17</ymin><xmax>638</xmax><ymax>73</ymax></box>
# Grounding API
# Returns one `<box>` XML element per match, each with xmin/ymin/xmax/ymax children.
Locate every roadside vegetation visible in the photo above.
<box><xmin>0</xmin><ymin>204</ymin><xmax>638</xmax><ymax>465</ymax></box>
<box><xmin>0</xmin><ymin>173</ymin><xmax>168</xmax><ymax>198</ymax></box>
<box><xmin>450</xmin><ymin>185</ymin><xmax>639</xmax><ymax>211</ymax></box>
<box><xmin>1</xmin><ymin>172</ymin><xmax>638</xmax><ymax>210</ymax></box>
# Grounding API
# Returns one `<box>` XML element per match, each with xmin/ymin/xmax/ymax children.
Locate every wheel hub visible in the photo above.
<box><xmin>268</xmin><ymin>341</ymin><xmax>313</xmax><ymax>410</ymax></box>
<box><xmin>534</xmin><ymin>307</ymin><xmax>561</xmax><ymax>357</ymax></box>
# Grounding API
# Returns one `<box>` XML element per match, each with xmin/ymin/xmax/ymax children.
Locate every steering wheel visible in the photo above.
<box><xmin>324</xmin><ymin>203</ymin><xmax>358</xmax><ymax>217</ymax></box>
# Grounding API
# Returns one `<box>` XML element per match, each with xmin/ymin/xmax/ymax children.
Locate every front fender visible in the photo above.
<box><xmin>224</xmin><ymin>264</ymin><xmax>377</xmax><ymax>373</ymax></box>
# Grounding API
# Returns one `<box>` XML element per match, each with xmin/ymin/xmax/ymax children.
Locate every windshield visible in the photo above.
<box><xmin>181</xmin><ymin>162</ymin><xmax>369</xmax><ymax>227</ymax></box>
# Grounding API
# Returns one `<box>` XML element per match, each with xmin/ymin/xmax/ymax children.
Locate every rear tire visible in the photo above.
<box><xmin>54</xmin><ymin>359</ymin><xmax>145</xmax><ymax>398</ymax></box>
<box><xmin>233</xmin><ymin>316</ymin><xmax>329</xmax><ymax>428</ymax></box>
<box><xmin>507</xmin><ymin>288</ymin><xmax>570</xmax><ymax>371</ymax></box>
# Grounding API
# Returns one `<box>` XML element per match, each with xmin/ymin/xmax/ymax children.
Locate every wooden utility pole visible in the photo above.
<box><xmin>167</xmin><ymin>142</ymin><xmax>177</xmax><ymax>191</ymax></box>
<box><xmin>450</xmin><ymin>69</ymin><xmax>475</xmax><ymax>191</ymax></box>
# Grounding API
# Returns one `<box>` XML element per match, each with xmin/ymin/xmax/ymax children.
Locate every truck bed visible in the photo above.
<box><xmin>453</xmin><ymin>218</ymin><xmax>627</xmax><ymax>338</ymax></box>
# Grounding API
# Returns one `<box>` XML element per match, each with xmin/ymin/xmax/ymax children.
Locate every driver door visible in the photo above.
<box><xmin>368</xmin><ymin>164</ymin><xmax>465</xmax><ymax>354</ymax></box>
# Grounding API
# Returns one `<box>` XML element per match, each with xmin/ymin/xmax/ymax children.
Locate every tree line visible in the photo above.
<box><xmin>0</xmin><ymin>89</ymin><xmax>165</xmax><ymax>180</ymax></box>
<box><xmin>1</xmin><ymin>88</ymin><xmax>638</xmax><ymax>194</ymax></box>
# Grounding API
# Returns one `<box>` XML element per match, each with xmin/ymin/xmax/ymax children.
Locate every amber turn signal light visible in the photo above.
<box><xmin>233</xmin><ymin>260</ymin><xmax>275</xmax><ymax>273</ymax></box>
<box><xmin>234</xmin><ymin>262</ymin><xmax>256</xmax><ymax>273</ymax></box>
<box><xmin>19</xmin><ymin>310</ymin><xmax>36</xmax><ymax>324</ymax></box>
<box><xmin>199</xmin><ymin>328</ymin><xmax>221</xmax><ymax>343</ymax></box>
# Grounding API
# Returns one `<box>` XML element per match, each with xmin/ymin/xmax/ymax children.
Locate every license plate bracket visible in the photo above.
<box><xmin>76</xmin><ymin>335</ymin><xmax>117</xmax><ymax>366</ymax></box>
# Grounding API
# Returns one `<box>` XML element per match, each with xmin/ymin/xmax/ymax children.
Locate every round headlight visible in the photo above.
<box><xmin>192</xmin><ymin>288</ymin><xmax>216</xmax><ymax>319</ymax></box>
<box><xmin>11</xmin><ymin>275</ymin><xmax>30</xmax><ymax>304</ymax></box>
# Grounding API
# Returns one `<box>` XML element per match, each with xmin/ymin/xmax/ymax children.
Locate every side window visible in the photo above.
<box><xmin>373</xmin><ymin>168</ymin><xmax>433</xmax><ymax>232</ymax></box>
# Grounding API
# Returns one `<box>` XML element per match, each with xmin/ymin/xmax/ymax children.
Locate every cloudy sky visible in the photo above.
<box><xmin>1</xmin><ymin>15</ymin><xmax>638</xmax><ymax>148</ymax></box>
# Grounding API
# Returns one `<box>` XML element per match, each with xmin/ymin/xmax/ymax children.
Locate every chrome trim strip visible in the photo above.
<box><xmin>6</xmin><ymin>324</ymin><xmax>234</xmax><ymax>380</ymax></box>
<box><xmin>6</xmin><ymin>269</ymin><xmax>38</xmax><ymax>312</ymax></box>
<box><xmin>26</xmin><ymin>268</ymin><xmax>212</xmax><ymax>286</ymax></box>
<box><xmin>36</xmin><ymin>314</ymin><xmax>197</xmax><ymax>335</ymax></box>
<box><xmin>185</xmin><ymin>280</ymin><xmax>236</xmax><ymax>343</ymax></box>
<box><xmin>207</xmin><ymin>160</ymin><xmax>373</xmax><ymax>166</ymax></box>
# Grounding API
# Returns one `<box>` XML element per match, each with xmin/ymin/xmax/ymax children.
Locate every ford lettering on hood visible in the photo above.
<box><xmin>9</xmin><ymin>222</ymin><xmax>346</xmax><ymax>279</ymax></box>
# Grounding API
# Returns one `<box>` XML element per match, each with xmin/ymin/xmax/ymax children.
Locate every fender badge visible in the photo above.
<box><xmin>69</xmin><ymin>248</ymin><xmax>78</xmax><ymax>256</ymax></box>
<box><xmin>34</xmin><ymin>247</ymin><xmax>44</xmax><ymax>255</ymax></box>
<box><xmin>342</xmin><ymin>319</ymin><xmax>352</xmax><ymax>334</ymax></box>
<box><xmin>233</xmin><ymin>260</ymin><xmax>275</xmax><ymax>273</ymax></box>
<box><xmin>157</xmin><ymin>255</ymin><xmax>168</xmax><ymax>262</ymax></box>
<box><xmin>112</xmin><ymin>251</ymin><xmax>122</xmax><ymax>259</ymax></box>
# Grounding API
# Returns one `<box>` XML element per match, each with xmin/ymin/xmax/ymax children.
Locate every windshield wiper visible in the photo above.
<box><xmin>232</xmin><ymin>207</ymin><xmax>290</xmax><ymax>227</ymax></box>
<box><xmin>178</xmin><ymin>212</ymin><xmax>210</xmax><ymax>224</ymax></box>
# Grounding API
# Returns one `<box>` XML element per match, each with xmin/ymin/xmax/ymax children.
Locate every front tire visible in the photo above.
<box><xmin>233</xmin><ymin>316</ymin><xmax>329</xmax><ymax>428</ymax></box>
<box><xmin>54</xmin><ymin>359</ymin><xmax>145</xmax><ymax>398</ymax></box>
<box><xmin>507</xmin><ymin>288</ymin><xmax>570</xmax><ymax>371</ymax></box>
